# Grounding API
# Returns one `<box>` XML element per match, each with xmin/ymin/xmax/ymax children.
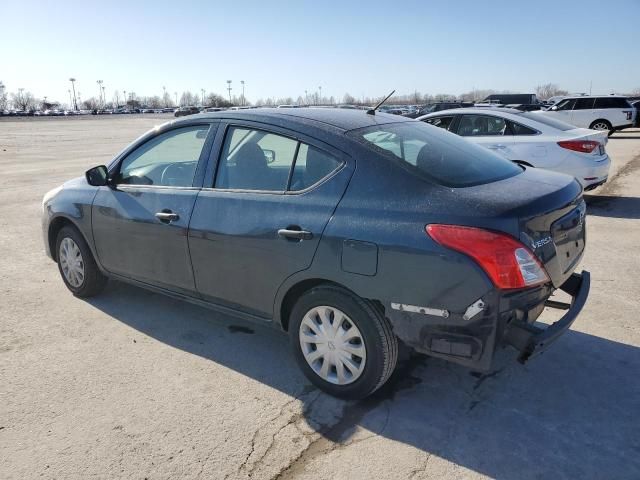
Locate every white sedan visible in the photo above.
<box><xmin>417</xmin><ymin>107</ymin><xmax>610</xmax><ymax>190</ymax></box>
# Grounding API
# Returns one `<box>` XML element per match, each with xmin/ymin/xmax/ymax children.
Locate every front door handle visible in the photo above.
<box><xmin>488</xmin><ymin>144</ymin><xmax>506</xmax><ymax>150</ymax></box>
<box><xmin>278</xmin><ymin>228</ymin><xmax>313</xmax><ymax>241</ymax></box>
<box><xmin>155</xmin><ymin>211</ymin><xmax>179</xmax><ymax>223</ymax></box>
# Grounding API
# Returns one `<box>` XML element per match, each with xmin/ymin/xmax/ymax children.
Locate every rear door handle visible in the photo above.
<box><xmin>155</xmin><ymin>211</ymin><xmax>179</xmax><ymax>223</ymax></box>
<box><xmin>278</xmin><ymin>228</ymin><xmax>313</xmax><ymax>241</ymax></box>
<box><xmin>488</xmin><ymin>144</ymin><xmax>506</xmax><ymax>150</ymax></box>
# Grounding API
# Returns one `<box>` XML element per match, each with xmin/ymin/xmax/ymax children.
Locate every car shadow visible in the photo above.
<box><xmin>85</xmin><ymin>281</ymin><xmax>640</xmax><ymax>479</ymax></box>
<box><xmin>585</xmin><ymin>194</ymin><xmax>640</xmax><ymax>219</ymax></box>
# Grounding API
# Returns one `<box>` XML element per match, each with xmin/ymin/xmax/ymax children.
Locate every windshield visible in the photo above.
<box><xmin>349</xmin><ymin>122</ymin><xmax>521</xmax><ymax>188</ymax></box>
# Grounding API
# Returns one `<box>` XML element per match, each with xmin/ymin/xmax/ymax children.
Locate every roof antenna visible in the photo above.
<box><xmin>367</xmin><ymin>90</ymin><xmax>396</xmax><ymax>115</ymax></box>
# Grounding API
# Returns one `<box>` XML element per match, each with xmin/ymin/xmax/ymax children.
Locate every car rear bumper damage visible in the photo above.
<box><xmin>502</xmin><ymin>271</ymin><xmax>590</xmax><ymax>363</ymax></box>
<box><xmin>385</xmin><ymin>271</ymin><xmax>590</xmax><ymax>371</ymax></box>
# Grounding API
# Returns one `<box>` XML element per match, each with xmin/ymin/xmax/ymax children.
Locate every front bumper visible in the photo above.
<box><xmin>502</xmin><ymin>271</ymin><xmax>590</xmax><ymax>363</ymax></box>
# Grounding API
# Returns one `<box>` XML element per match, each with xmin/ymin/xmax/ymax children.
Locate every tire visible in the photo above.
<box><xmin>589</xmin><ymin>119</ymin><xmax>613</xmax><ymax>136</ymax></box>
<box><xmin>55</xmin><ymin>225</ymin><xmax>107</xmax><ymax>297</ymax></box>
<box><xmin>289</xmin><ymin>285</ymin><xmax>398</xmax><ymax>400</ymax></box>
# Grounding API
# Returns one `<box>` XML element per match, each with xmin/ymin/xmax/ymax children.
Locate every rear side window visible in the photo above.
<box><xmin>574</xmin><ymin>98</ymin><xmax>595</xmax><ymax>110</ymax></box>
<box><xmin>594</xmin><ymin>97</ymin><xmax>631</xmax><ymax>109</ymax></box>
<box><xmin>215</xmin><ymin>126</ymin><xmax>341</xmax><ymax>192</ymax></box>
<box><xmin>458</xmin><ymin>115</ymin><xmax>506</xmax><ymax>136</ymax></box>
<box><xmin>422</xmin><ymin>116</ymin><xmax>454</xmax><ymax>131</ymax></box>
<box><xmin>289</xmin><ymin>144</ymin><xmax>342</xmax><ymax>191</ymax></box>
<box><xmin>350</xmin><ymin>122</ymin><xmax>521</xmax><ymax>188</ymax></box>
<box><xmin>507</xmin><ymin>121</ymin><xmax>538</xmax><ymax>135</ymax></box>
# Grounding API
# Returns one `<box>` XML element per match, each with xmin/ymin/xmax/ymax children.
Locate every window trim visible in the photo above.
<box><xmin>505</xmin><ymin>119</ymin><xmax>541</xmax><ymax>136</ymax></box>
<box><xmin>206</xmin><ymin>122</ymin><xmax>345</xmax><ymax>195</ymax></box>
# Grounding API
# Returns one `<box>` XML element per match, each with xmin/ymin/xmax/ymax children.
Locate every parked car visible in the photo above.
<box><xmin>483</xmin><ymin>94</ymin><xmax>540</xmax><ymax>105</ymax></box>
<box><xmin>418</xmin><ymin>108</ymin><xmax>610</xmax><ymax>190</ymax></box>
<box><xmin>406</xmin><ymin>102</ymin><xmax>473</xmax><ymax>119</ymax></box>
<box><xmin>174</xmin><ymin>106</ymin><xmax>200</xmax><ymax>117</ymax></box>
<box><xmin>42</xmin><ymin>109</ymin><xmax>590</xmax><ymax>399</ymax></box>
<box><xmin>631</xmin><ymin>100</ymin><xmax>640</xmax><ymax>128</ymax></box>
<box><xmin>534</xmin><ymin>95</ymin><xmax>636</xmax><ymax>136</ymax></box>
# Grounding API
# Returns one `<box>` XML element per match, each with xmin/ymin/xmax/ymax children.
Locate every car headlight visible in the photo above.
<box><xmin>42</xmin><ymin>185</ymin><xmax>63</xmax><ymax>212</ymax></box>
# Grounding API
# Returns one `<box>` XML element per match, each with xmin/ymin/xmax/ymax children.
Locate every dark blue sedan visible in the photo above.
<box><xmin>42</xmin><ymin>108</ymin><xmax>590</xmax><ymax>399</ymax></box>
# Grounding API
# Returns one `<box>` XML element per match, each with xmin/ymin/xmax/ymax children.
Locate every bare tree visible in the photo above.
<box><xmin>180</xmin><ymin>91</ymin><xmax>198</xmax><ymax>106</ymax></box>
<box><xmin>11</xmin><ymin>90</ymin><xmax>37</xmax><ymax>111</ymax></box>
<box><xmin>82</xmin><ymin>97</ymin><xmax>100</xmax><ymax>110</ymax></box>
<box><xmin>0</xmin><ymin>81</ymin><xmax>7</xmax><ymax>110</ymax></box>
<box><xmin>343</xmin><ymin>93</ymin><xmax>356</xmax><ymax>104</ymax></box>
<box><xmin>536</xmin><ymin>83</ymin><xmax>568</xmax><ymax>100</ymax></box>
<box><xmin>205</xmin><ymin>93</ymin><xmax>231</xmax><ymax>108</ymax></box>
<box><xmin>148</xmin><ymin>96</ymin><xmax>162</xmax><ymax>108</ymax></box>
<box><xmin>629</xmin><ymin>87</ymin><xmax>640</xmax><ymax>96</ymax></box>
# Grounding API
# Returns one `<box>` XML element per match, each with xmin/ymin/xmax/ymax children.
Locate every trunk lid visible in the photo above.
<box><xmin>451</xmin><ymin>167</ymin><xmax>585</xmax><ymax>288</ymax></box>
<box><xmin>514</xmin><ymin>171</ymin><xmax>586</xmax><ymax>288</ymax></box>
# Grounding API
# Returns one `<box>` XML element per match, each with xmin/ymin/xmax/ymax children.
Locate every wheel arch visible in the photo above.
<box><xmin>48</xmin><ymin>216</ymin><xmax>84</xmax><ymax>262</ymax></box>
<box><xmin>278</xmin><ymin>278</ymin><xmax>374</xmax><ymax>332</ymax></box>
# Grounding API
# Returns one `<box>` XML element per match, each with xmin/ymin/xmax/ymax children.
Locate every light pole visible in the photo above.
<box><xmin>226</xmin><ymin>80</ymin><xmax>232</xmax><ymax>104</ymax></box>
<box><xmin>68</xmin><ymin>89</ymin><xmax>72</xmax><ymax>109</ymax></box>
<box><xmin>318</xmin><ymin>86</ymin><xmax>322</xmax><ymax>105</ymax></box>
<box><xmin>201</xmin><ymin>88</ymin><xmax>205</xmax><ymax>106</ymax></box>
<box><xmin>69</xmin><ymin>78</ymin><xmax>78</xmax><ymax>111</ymax></box>
<box><xmin>123</xmin><ymin>90</ymin><xmax>127</xmax><ymax>108</ymax></box>
<box><xmin>305</xmin><ymin>90</ymin><xmax>308</xmax><ymax>105</ymax></box>
<box><xmin>102</xmin><ymin>86</ymin><xmax>106</xmax><ymax>107</ymax></box>
<box><xmin>97</xmin><ymin>80</ymin><xmax>103</xmax><ymax>106</ymax></box>
<box><xmin>241</xmin><ymin>80</ymin><xmax>245</xmax><ymax>106</ymax></box>
<box><xmin>162</xmin><ymin>86</ymin><xmax>167</xmax><ymax>107</ymax></box>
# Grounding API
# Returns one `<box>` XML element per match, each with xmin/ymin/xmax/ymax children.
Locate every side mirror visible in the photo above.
<box><xmin>85</xmin><ymin>165</ymin><xmax>109</xmax><ymax>186</ymax></box>
<box><xmin>263</xmin><ymin>149</ymin><xmax>276</xmax><ymax>164</ymax></box>
<box><xmin>550</xmin><ymin>105</ymin><xmax>558</xmax><ymax>111</ymax></box>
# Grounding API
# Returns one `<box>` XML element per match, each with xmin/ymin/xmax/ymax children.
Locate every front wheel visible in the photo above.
<box><xmin>289</xmin><ymin>285</ymin><xmax>398</xmax><ymax>399</ymax></box>
<box><xmin>56</xmin><ymin>226</ymin><xmax>107</xmax><ymax>297</ymax></box>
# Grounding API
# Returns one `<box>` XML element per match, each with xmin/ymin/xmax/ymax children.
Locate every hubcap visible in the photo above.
<box><xmin>299</xmin><ymin>306</ymin><xmax>367</xmax><ymax>385</ymax></box>
<box><xmin>59</xmin><ymin>237</ymin><xmax>84</xmax><ymax>288</ymax></box>
<box><xmin>593</xmin><ymin>122</ymin><xmax>608</xmax><ymax>130</ymax></box>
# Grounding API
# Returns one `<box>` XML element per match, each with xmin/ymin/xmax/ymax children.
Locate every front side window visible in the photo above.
<box><xmin>458</xmin><ymin>115</ymin><xmax>507</xmax><ymax>136</ymax></box>
<box><xmin>555</xmin><ymin>99</ymin><xmax>576</xmax><ymax>111</ymax></box>
<box><xmin>215</xmin><ymin>126</ymin><xmax>342</xmax><ymax>192</ymax></box>
<box><xmin>350</xmin><ymin>122</ymin><xmax>521</xmax><ymax>188</ymax></box>
<box><xmin>423</xmin><ymin>116</ymin><xmax>455</xmax><ymax>131</ymax></box>
<box><xmin>117</xmin><ymin>125</ymin><xmax>209</xmax><ymax>186</ymax></box>
<box><xmin>574</xmin><ymin>98</ymin><xmax>595</xmax><ymax>110</ymax></box>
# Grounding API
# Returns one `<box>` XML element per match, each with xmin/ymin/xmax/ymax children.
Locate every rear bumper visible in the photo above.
<box><xmin>502</xmin><ymin>271</ymin><xmax>590</xmax><ymax>363</ymax></box>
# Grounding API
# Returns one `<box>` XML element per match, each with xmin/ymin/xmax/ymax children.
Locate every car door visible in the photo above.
<box><xmin>549</xmin><ymin>98</ymin><xmax>576</xmax><ymax>124</ymax></box>
<box><xmin>188</xmin><ymin>122</ymin><xmax>354</xmax><ymax>318</ymax></box>
<box><xmin>456</xmin><ymin>114</ymin><xmax>515</xmax><ymax>160</ymax></box>
<box><xmin>92</xmin><ymin>122</ymin><xmax>217</xmax><ymax>295</ymax></box>
<box><xmin>570</xmin><ymin>97</ymin><xmax>595</xmax><ymax>128</ymax></box>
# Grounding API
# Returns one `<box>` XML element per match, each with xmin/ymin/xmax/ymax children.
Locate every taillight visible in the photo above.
<box><xmin>558</xmin><ymin>140</ymin><xmax>599</xmax><ymax>153</ymax></box>
<box><xmin>426</xmin><ymin>224</ymin><xmax>549</xmax><ymax>290</ymax></box>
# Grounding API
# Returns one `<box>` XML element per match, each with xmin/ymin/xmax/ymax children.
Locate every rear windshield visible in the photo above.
<box><xmin>349</xmin><ymin>122</ymin><xmax>521</xmax><ymax>188</ymax></box>
<box><xmin>521</xmin><ymin>112</ymin><xmax>575</xmax><ymax>131</ymax></box>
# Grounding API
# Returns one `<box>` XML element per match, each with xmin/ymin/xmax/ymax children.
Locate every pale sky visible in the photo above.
<box><xmin>2</xmin><ymin>0</ymin><xmax>639</xmax><ymax>105</ymax></box>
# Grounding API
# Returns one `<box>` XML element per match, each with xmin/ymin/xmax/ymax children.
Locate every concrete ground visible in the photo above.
<box><xmin>1</xmin><ymin>116</ymin><xmax>639</xmax><ymax>480</ymax></box>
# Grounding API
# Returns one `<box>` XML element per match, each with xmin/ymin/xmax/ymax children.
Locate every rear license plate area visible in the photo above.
<box><xmin>551</xmin><ymin>204</ymin><xmax>586</xmax><ymax>274</ymax></box>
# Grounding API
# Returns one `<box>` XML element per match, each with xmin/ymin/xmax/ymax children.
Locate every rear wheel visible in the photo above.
<box><xmin>289</xmin><ymin>285</ymin><xmax>398</xmax><ymax>399</ymax></box>
<box><xmin>589</xmin><ymin>119</ymin><xmax>613</xmax><ymax>136</ymax></box>
<box><xmin>56</xmin><ymin>226</ymin><xmax>107</xmax><ymax>297</ymax></box>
